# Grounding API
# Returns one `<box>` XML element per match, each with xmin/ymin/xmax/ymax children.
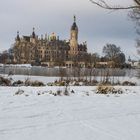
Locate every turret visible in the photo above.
<box><xmin>69</xmin><ymin>15</ymin><xmax>79</xmax><ymax>55</ymax></box>
<box><xmin>16</xmin><ymin>31</ymin><xmax>20</xmax><ymax>42</ymax></box>
<box><xmin>32</xmin><ymin>27</ymin><xmax>36</xmax><ymax>38</ymax></box>
<box><xmin>30</xmin><ymin>27</ymin><xmax>36</xmax><ymax>43</ymax></box>
<box><xmin>70</xmin><ymin>15</ymin><xmax>78</xmax><ymax>40</ymax></box>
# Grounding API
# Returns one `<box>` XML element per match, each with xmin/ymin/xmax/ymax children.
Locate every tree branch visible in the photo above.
<box><xmin>134</xmin><ymin>0</ymin><xmax>140</xmax><ymax>6</ymax></box>
<box><xmin>89</xmin><ymin>0</ymin><xmax>140</xmax><ymax>10</ymax></box>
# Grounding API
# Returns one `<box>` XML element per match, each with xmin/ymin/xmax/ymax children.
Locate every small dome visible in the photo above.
<box><xmin>50</xmin><ymin>32</ymin><xmax>57</xmax><ymax>41</ymax></box>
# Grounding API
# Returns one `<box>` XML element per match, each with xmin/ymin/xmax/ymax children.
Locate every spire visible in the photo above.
<box><xmin>74</xmin><ymin>15</ymin><xmax>76</xmax><ymax>23</ymax></box>
<box><xmin>32</xmin><ymin>27</ymin><xmax>35</xmax><ymax>38</ymax></box>
<box><xmin>16</xmin><ymin>31</ymin><xmax>20</xmax><ymax>41</ymax></box>
<box><xmin>71</xmin><ymin>15</ymin><xmax>78</xmax><ymax>30</ymax></box>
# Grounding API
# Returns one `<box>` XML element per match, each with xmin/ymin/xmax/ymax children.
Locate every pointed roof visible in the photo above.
<box><xmin>32</xmin><ymin>27</ymin><xmax>36</xmax><ymax>38</ymax></box>
<box><xmin>16</xmin><ymin>31</ymin><xmax>20</xmax><ymax>41</ymax></box>
<box><xmin>71</xmin><ymin>15</ymin><xmax>78</xmax><ymax>30</ymax></box>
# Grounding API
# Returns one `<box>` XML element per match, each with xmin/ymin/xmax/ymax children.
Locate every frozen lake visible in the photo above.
<box><xmin>0</xmin><ymin>65</ymin><xmax>139</xmax><ymax>77</ymax></box>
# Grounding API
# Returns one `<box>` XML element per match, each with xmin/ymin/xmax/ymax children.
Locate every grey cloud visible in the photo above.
<box><xmin>0</xmin><ymin>0</ymin><xmax>139</xmax><ymax>58</ymax></box>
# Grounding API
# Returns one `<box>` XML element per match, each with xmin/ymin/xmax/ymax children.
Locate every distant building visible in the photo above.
<box><xmin>12</xmin><ymin>16</ymin><xmax>87</xmax><ymax>67</ymax></box>
<box><xmin>127</xmin><ymin>56</ymin><xmax>140</xmax><ymax>68</ymax></box>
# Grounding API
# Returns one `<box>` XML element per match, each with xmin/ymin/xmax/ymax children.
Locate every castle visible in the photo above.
<box><xmin>13</xmin><ymin>16</ymin><xmax>88</xmax><ymax>67</ymax></box>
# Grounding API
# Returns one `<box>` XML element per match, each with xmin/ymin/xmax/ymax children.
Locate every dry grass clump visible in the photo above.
<box><xmin>31</xmin><ymin>80</ymin><xmax>45</xmax><ymax>86</ymax></box>
<box><xmin>47</xmin><ymin>79</ymin><xmax>99</xmax><ymax>86</ymax></box>
<box><xmin>96</xmin><ymin>84</ymin><xmax>123</xmax><ymax>94</ymax></box>
<box><xmin>24</xmin><ymin>78</ymin><xmax>45</xmax><ymax>86</ymax></box>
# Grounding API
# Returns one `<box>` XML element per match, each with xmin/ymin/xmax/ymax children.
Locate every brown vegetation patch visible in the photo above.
<box><xmin>0</xmin><ymin>76</ymin><xmax>11</xmax><ymax>86</ymax></box>
<box><xmin>96</xmin><ymin>84</ymin><xmax>123</xmax><ymax>94</ymax></box>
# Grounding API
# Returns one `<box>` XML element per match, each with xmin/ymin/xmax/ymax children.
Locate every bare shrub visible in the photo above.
<box><xmin>71</xmin><ymin>89</ymin><xmax>75</xmax><ymax>93</ymax></box>
<box><xmin>0</xmin><ymin>76</ymin><xmax>11</xmax><ymax>86</ymax></box>
<box><xmin>31</xmin><ymin>81</ymin><xmax>45</xmax><ymax>87</ymax></box>
<box><xmin>122</xmin><ymin>81</ymin><xmax>136</xmax><ymax>86</ymax></box>
<box><xmin>24</xmin><ymin>78</ymin><xmax>31</xmax><ymax>86</ymax></box>
<box><xmin>12</xmin><ymin>80</ymin><xmax>24</xmax><ymax>86</ymax></box>
<box><xmin>24</xmin><ymin>78</ymin><xmax>45</xmax><ymax>86</ymax></box>
<box><xmin>14</xmin><ymin>89</ymin><xmax>24</xmax><ymax>95</ymax></box>
<box><xmin>63</xmin><ymin>87</ymin><xmax>69</xmax><ymax>96</ymax></box>
<box><xmin>56</xmin><ymin>89</ymin><xmax>62</xmax><ymax>96</ymax></box>
<box><xmin>90</xmin><ymin>79</ymin><xmax>98</xmax><ymax>86</ymax></box>
<box><xmin>47</xmin><ymin>82</ymin><xmax>53</xmax><ymax>86</ymax></box>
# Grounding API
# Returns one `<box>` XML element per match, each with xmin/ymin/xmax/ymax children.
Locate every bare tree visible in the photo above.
<box><xmin>103</xmin><ymin>44</ymin><xmax>121</xmax><ymax>60</ymax></box>
<box><xmin>103</xmin><ymin>44</ymin><xmax>125</xmax><ymax>67</ymax></box>
<box><xmin>0</xmin><ymin>51</ymin><xmax>9</xmax><ymax>64</ymax></box>
<box><xmin>89</xmin><ymin>0</ymin><xmax>140</xmax><ymax>55</ymax></box>
<box><xmin>89</xmin><ymin>0</ymin><xmax>140</xmax><ymax>10</ymax></box>
<box><xmin>129</xmin><ymin>3</ymin><xmax>140</xmax><ymax>55</ymax></box>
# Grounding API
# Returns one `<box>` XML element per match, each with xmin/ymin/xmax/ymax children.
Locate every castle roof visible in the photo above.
<box><xmin>23</xmin><ymin>36</ymin><xmax>30</xmax><ymax>42</ymax></box>
<box><xmin>71</xmin><ymin>15</ymin><xmax>78</xmax><ymax>30</ymax></box>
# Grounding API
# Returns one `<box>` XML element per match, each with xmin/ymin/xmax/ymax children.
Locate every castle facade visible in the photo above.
<box><xmin>13</xmin><ymin>16</ymin><xmax>87</xmax><ymax>67</ymax></box>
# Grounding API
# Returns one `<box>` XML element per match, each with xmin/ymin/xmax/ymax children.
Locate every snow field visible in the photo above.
<box><xmin>0</xmin><ymin>74</ymin><xmax>140</xmax><ymax>140</ymax></box>
<box><xmin>0</xmin><ymin>85</ymin><xmax>140</xmax><ymax>140</ymax></box>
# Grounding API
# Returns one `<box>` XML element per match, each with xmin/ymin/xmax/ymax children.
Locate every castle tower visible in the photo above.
<box><xmin>69</xmin><ymin>15</ymin><xmax>78</xmax><ymax>55</ymax></box>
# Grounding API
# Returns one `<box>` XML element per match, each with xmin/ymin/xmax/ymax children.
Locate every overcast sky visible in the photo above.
<box><xmin>0</xmin><ymin>0</ymin><xmax>139</xmax><ymax>60</ymax></box>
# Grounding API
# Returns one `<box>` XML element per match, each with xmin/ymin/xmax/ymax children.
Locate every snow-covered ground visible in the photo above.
<box><xmin>0</xmin><ymin>75</ymin><xmax>140</xmax><ymax>140</ymax></box>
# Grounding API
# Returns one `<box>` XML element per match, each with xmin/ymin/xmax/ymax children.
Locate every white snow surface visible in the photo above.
<box><xmin>0</xmin><ymin>85</ymin><xmax>140</xmax><ymax>140</ymax></box>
